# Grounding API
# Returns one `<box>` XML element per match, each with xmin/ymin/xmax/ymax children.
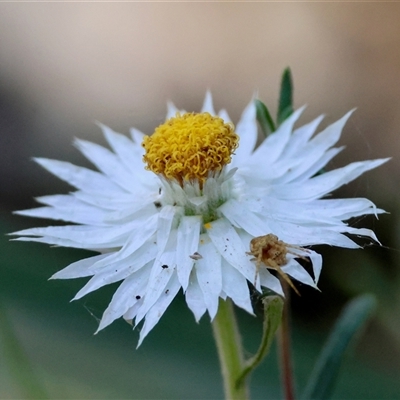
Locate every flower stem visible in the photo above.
<box><xmin>278</xmin><ymin>280</ymin><xmax>296</xmax><ymax>400</ymax></box>
<box><xmin>212</xmin><ymin>298</ymin><xmax>249</xmax><ymax>400</ymax></box>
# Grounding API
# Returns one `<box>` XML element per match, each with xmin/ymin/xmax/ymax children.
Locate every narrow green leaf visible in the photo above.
<box><xmin>277</xmin><ymin>68</ymin><xmax>294</xmax><ymax>125</ymax></box>
<box><xmin>255</xmin><ymin>99</ymin><xmax>276</xmax><ymax>136</ymax></box>
<box><xmin>302</xmin><ymin>294</ymin><xmax>377</xmax><ymax>400</ymax></box>
<box><xmin>236</xmin><ymin>295</ymin><xmax>284</xmax><ymax>387</ymax></box>
<box><xmin>0</xmin><ymin>303</ymin><xmax>49</xmax><ymax>399</ymax></box>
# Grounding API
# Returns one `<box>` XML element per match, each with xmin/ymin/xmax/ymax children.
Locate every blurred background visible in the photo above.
<box><xmin>1</xmin><ymin>3</ymin><xmax>400</xmax><ymax>399</ymax></box>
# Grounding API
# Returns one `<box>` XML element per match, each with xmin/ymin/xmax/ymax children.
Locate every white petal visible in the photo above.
<box><xmin>14</xmin><ymin>204</ymin><xmax>108</xmax><ymax>226</ymax></box>
<box><xmin>166</xmin><ymin>101</ymin><xmax>180</xmax><ymax>120</ymax></box>
<box><xmin>51</xmin><ymin>253</ymin><xmax>109</xmax><ymax>279</ymax></box>
<box><xmin>138</xmin><ymin>272</ymin><xmax>181</xmax><ymax>346</ymax></box>
<box><xmin>201</xmin><ymin>91</ymin><xmax>216</xmax><ymax>115</ymax></box>
<box><xmin>233</xmin><ymin>99</ymin><xmax>257</xmax><ymax>165</ymax></box>
<box><xmin>266</xmin><ymin>220</ymin><xmax>361</xmax><ymax>248</ymax></box>
<box><xmin>185</xmin><ymin>272</ymin><xmax>207</xmax><ymax>322</ymax></box>
<box><xmin>134</xmin><ymin>230</ymin><xmax>177</xmax><ymax>325</ymax></box>
<box><xmin>129</xmin><ymin>127</ymin><xmax>145</xmax><ymax>145</ymax></box>
<box><xmin>281</xmin><ymin>146</ymin><xmax>344</xmax><ymax>184</ymax></box>
<box><xmin>14</xmin><ymin>205</ymin><xmax>158</xmax><ymax>246</ymax></box>
<box><xmin>221</xmin><ymin>259</ymin><xmax>254</xmax><ymax>315</ymax></box>
<box><xmin>96</xmin><ymin>264</ymin><xmax>151</xmax><ymax>332</ymax></box>
<box><xmin>74</xmin><ymin>139</ymin><xmax>134</xmax><ymax>191</ymax></box>
<box><xmin>156</xmin><ymin>205</ymin><xmax>179</xmax><ymax>258</ymax></box>
<box><xmin>343</xmin><ymin>226</ymin><xmax>380</xmax><ymax>243</ymax></box>
<box><xmin>258</xmin><ymin>268</ymin><xmax>284</xmax><ymax>296</ymax></box>
<box><xmin>176</xmin><ymin>216</ymin><xmax>201</xmax><ymax>291</ymax></box>
<box><xmin>271</xmin><ymin>158</ymin><xmax>390</xmax><ymax>201</ymax></box>
<box><xmin>123</xmin><ymin>301</ymin><xmax>142</xmax><ymax>321</ymax></box>
<box><xmin>34</xmin><ymin>158</ymin><xmax>123</xmax><ymax>194</ymax></box>
<box><xmin>206</xmin><ymin>218</ymin><xmax>259</xmax><ymax>291</ymax></box>
<box><xmin>306</xmin><ymin>249</ymin><xmax>323</xmax><ymax>283</ymax></box>
<box><xmin>72</xmin><ymin>191</ymin><xmax>145</xmax><ymax>211</ymax></box>
<box><xmin>310</xmin><ymin>110</ymin><xmax>353</xmax><ymax>149</ymax></box>
<box><xmin>281</xmin><ymin>260</ymin><xmax>318</xmax><ymax>289</ymax></box>
<box><xmin>219</xmin><ymin>198</ymin><xmax>271</xmax><ymax>237</ymax></box>
<box><xmin>85</xmin><ymin>215</ymin><xmax>158</xmax><ymax>270</ymax></box>
<box><xmin>251</xmin><ymin>106</ymin><xmax>305</xmax><ymax>166</ymax></box>
<box><xmin>283</xmin><ymin>115</ymin><xmax>324</xmax><ymax>158</ymax></box>
<box><xmin>73</xmin><ymin>242</ymin><xmax>157</xmax><ymax>300</ymax></box>
<box><xmin>195</xmin><ymin>237</ymin><xmax>222</xmax><ymax>320</ymax></box>
<box><xmin>218</xmin><ymin>109</ymin><xmax>232</xmax><ymax>123</ymax></box>
<box><xmin>99</xmin><ymin>123</ymin><xmax>149</xmax><ymax>182</ymax></box>
<box><xmin>308</xmin><ymin>198</ymin><xmax>381</xmax><ymax>220</ymax></box>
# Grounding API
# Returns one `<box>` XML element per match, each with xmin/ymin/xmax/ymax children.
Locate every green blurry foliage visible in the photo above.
<box><xmin>1</xmin><ymin>210</ymin><xmax>400</xmax><ymax>399</ymax></box>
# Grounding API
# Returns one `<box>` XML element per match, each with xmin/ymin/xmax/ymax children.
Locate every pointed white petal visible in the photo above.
<box><xmin>129</xmin><ymin>127</ymin><xmax>145</xmax><ymax>145</ymax></box>
<box><xmin>221</xmin><ymin>259</ymin><xmax>254</xmax><ymax>315</ymax></box>
<box><xmin>96</xmin><ymin>265</ymin><xmax>151</xmax><ymax>332</ymax></box>
<box><xmin>123</xmin><ymin>301</ymin><xmax>142</xmax><ymax>321</ymax></box>
<box><xmin>98</xmin><ymin>123</ymin><xmax>148</xmax><ymax>180</ymax></box>
<box><xmin>14</xmin><ymin>205</ymin><xmax>158</xmax><ymax>246</ymax></box>
<box><xmin>138</xmin><ymin>272</ymin><xmax>181</xmax><ymax>346</ymax></box>
<box><xmin>219</xmin><ymin>198</ymin><xmax>271</xmax><ymax>237</ymax></box>
<box><xmin>206</xmin><ymin>218</ymin><xmax>259</xmax><ymax>291</ymax></box>
<box><xmin>233</xmin><ymin>99</ymin><xmax>258</xmax><ymax>165</ymax></box>
<box><xmin>283</xmin><ymin>115</ymin><xmax>324</xmax><ymax>158</ymax></box>
<box><xmin>85</xmin><ymin>215</ymin><xmax>158</xmax><ymax>270</ymax></box>
<box><xmin>258</xmin><ymin>268</ymin><xmax>284</xmax><ymax>296</ymax></box>
<box><xmin>185</xmin><ymin>272</ymin><xmax>207</xmax><ymax>322</ymax></box>
<box><xmin>281</xmin><ymin>147</ymin><xmax>344</xmax><ymax>184</ymax></box>
<box><xmin>271</xmin><ymin>158</ymin><xmax>390</xmax><ymax>201</ymax></box>
<box><xmin>166</xmin><ymin>101</ymin><xmax>180</xmax><ymax>120</ymax></box>
<box><xmin>73</xmin><ymin>242</ymin><xmax>157</xmax><ymax>300</ymax></box>
<box><xmin>306</xmin><ymin>249</ymin><xmax>323</xmax><ymax>283</ymax></box>
<box><xmin>195</xmin><ymin>237</ymin><xmax>222</xmax><ymax>320</ymax></box>
<box><xmin>251</xmin><ymin>106</ymin><xmax>305</xmax><ymax>166</ymax></box>
<box><xmin>134</xmin><ymin>231</ymin><xmax>177</xmax><ymax>325</ymax></box>
<box><xmin>201</xmin><ymin>91</ymin><xmax>216</xmax><ymax>115</ymax></box>
<box><xmin>176</xmin><ymin>216</ymin><xmax>201</xmax><ymax>291</ymax></box>
<box><xmin>74</xmin><ymin>138</ymin><xmax>134</xmax><ymax>191</ymax></box>
<box><xmin>312</xmin><ymin>110</ymin><xmax>353</xmax><ymax>147</ymax></box>
<box><xmin>34</xmin><ymin>158</ymin><xmax>123</xmax><ymax>193</ymax></box>
<box><xmin>218</xmin><ymin>109</ymin><xmax>232</xmax><ymax>123</ymax></box>
<box><xmin>281</xmin><ymin>260</ymin><xmax>318</xmax><ymax>289</ymax></box>
<box><xmin>156</xmin><ymin>205</ymin><xmax>179</xmax><ymax>258</ymax></box>
<box><xmin>51</xmin><ymin>253</ymin><xmax>109</xmax><ymax>279</ymax></box>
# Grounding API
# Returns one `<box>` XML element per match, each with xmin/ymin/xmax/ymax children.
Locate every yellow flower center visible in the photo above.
<box><xmin>142</xmin><ymin>112</ymin><xmax>239</xmax><ymax>185</ymax></box>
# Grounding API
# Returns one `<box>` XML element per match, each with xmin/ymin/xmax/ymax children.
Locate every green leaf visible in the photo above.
<box><xmin>277</xmin><ymin>68</ymin><xmax>294</xmax><ymax>125</ymax></box>
<box><xmin>237</xmin><ymin>295</ymin><xmax>284</xmax><ymax>387</ymax></box>
<box><xmin>255</xmin><ymin>99</ymin><xmax>276</xmax><ymax>136</ymax></box>
<box><xmin>0</xmin><ymin>303</ymin><xmax>49</xmax><ymax>399</ymax></box>
<box><xmin>301</xmin><ymin>294</ymin><xmax>377</xmax><ymax>400</ymax></box>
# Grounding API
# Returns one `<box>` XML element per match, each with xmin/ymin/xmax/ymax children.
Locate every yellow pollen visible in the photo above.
<box><xmin>142</xmin><ymin>112</ymin><xmax>239</xmax><ymax>184</ymax></box>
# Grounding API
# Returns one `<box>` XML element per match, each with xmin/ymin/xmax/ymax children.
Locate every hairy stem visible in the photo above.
<box><xmin>212</xmin><ymin>298</ymin><xmax>249</xmax><ymax>400</ymax></box>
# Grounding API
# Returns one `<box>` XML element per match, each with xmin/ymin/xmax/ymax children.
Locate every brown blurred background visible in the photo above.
<box><xmin>1</xmin><ymin>3</ymin><xmax>400</xmax><ymax>399</ymax></box>
<box><xmin>0</xmin><ymin>2</ymin><xmax>398</xmax><ymax>209</ymax></box>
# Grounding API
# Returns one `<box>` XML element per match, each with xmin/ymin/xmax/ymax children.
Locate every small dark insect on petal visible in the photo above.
<box><xmin>154</xmin><ymin>201</ymin><xmax>162</xmax><ymax>209</ymax></box>
<box><xmin>135</xmin><ymin>295</ymin><xmax>141</xmax><ymax>300</ymax></box>
<box><xmin>161</xmin><ymin>264</ymin><xmax>169</xmax><ymax>269</ymax></box>
<box><xmin>189</xmin><ymin>252</ymin><xmax>203</xmax><ymax>260</ymax></box>
<box><xmin>165</xmin><ymin>289</ymin><xmax>169</xmax><ymax>294</ymax></box>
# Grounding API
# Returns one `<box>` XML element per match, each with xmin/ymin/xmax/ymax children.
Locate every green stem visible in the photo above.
<box><xmin>212</xmin><ymin>298</ymin><xmax>249</xmax><ymax>400</ymax></box>
<box><xmin>237</xmin><ymin>295</ymin><xmax>284</xmax><ymax>386</ymax></box>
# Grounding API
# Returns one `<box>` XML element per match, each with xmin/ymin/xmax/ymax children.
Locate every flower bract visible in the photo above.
<box><xmin>12</xmin><ymin>92</ymin><xmax>388</xmax><ymax>345</ymax></box>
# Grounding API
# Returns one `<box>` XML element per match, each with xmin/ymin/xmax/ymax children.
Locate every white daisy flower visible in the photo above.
<box><xmin>12</xmin><ymin>92</ymin><xmax>388</xmax><ymax>345</ymax></box>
